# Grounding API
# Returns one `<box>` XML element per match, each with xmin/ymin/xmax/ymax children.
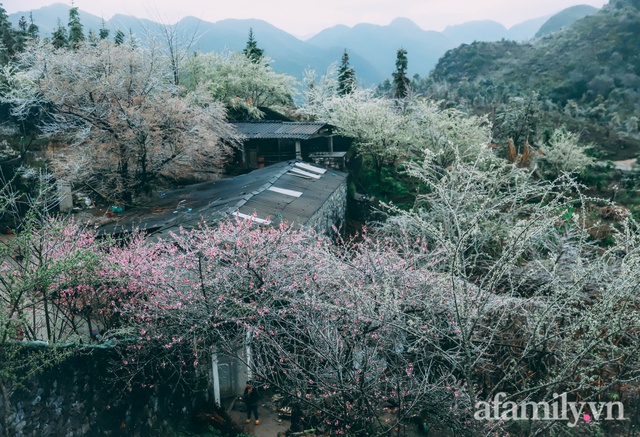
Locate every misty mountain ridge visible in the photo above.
<box><xmin>8</xmin><ymin>3</ymin><xmax>600</xmax><ymax>84</ymax></box>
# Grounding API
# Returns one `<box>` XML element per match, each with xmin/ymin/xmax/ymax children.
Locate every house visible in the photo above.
<box><xmin>100</xmin><ymin>160</ymin><xmax>348</xmax><ymax>239</ymax></box>
<box><xmin>233</xmin><ymin>121</ymin><xmax>351</xmax><ymax>171</ymax></box>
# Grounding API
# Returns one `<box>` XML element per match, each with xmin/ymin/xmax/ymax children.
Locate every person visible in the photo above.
<box><xmin>243</xmin><ymin>381</ymin><xmax>260</xmax><ymax>425</ymax></box>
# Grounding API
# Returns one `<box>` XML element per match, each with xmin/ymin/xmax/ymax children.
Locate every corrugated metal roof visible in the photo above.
<box><xmin>100</xmin><ymin>161</ymin><xmax>346</xmax><ymax>237</ymax></box>
<box><xmin>234</xmin><ymin>121</ymin><xmax>330</xmax><ymax>140</ymax></box>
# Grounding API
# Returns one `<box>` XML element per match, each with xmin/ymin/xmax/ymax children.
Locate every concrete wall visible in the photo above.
<box><xmin>215</xmin><ymin>351</ymin><xmax>249</xmax><ymax>400</ymax></box>
<box><xmin>305</xmin><ymin>178</ymin><xmax>348</xmax><ymax>235</ymax></box>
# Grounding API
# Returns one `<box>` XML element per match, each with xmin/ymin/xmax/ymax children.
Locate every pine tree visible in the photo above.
<box><xmin>99</xmin><ymin>18</ymin><xmax>110</xmax><ymax>40</ymax></box>
<box><xmin>14</xmin><ymin>16</ymin><xmax>27</xmax><ymax>52</ymax></box>
<box><xmin>68</xmin><ymin>5</ymin><xmax>84</xmax><ymax>49</ymax></box>
<box><xmin>127</xmin><ymin>28</ymin><xmax>138</xmax><ymax>49</ymax></box>
<box><xmin>243</xmin><ymin>28</ymin><xmax>264</xmax><ymax>64</ymax></box>
<box><xmin>337</xmin><ymin>49</ymin><xmax>356</xmax><ymax>95</ymax></box>
<box><xmin>0</xmin><ymin>3</ymin><xmax>15</xmax><ymax>63</ymax></box>
<box><xmin>18</xmin><ymin>16</ymin><xmax>27</xmax><ymax>33</ymax></box>
<box><xmin>27</xmin><ymin>12</ymin><xmax>39</xmax><ymax>38</ymax></box>
<box><xmin>392</xmin><ymin>48</ymin><xmax>410</xmax><ymax>99</ymax></box>
<box><xmin>376</xmin><ymin>79</ymin><xmax>393</xmax><ymax>97</ymax></box>
<box><xmin>87</xmin><ymin>29</ymin><xmax>98</xmax><ymax>45</ymax></box>
<box><xmin>51</xmin><ymin>19</ymin><xmax>68</xmax><ymax>49</ymax></box>
<box><xmin>114</xmin><ymin>29</ymin><xmax>125</xmax><ymax>46</ymax></box>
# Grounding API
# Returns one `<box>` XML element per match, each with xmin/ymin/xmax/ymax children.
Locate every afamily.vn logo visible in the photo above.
<box><xmin>474</xmin><ymin>393</ymin><xmax>625</xmax><ymax>428</ymax></box>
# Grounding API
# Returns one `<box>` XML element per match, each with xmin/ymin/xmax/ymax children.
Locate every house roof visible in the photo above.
<box><xmin>99</xmin><ymin>161</ymin><xmax>346</xmax><ymax>238</ymax></box>
<box><xmin>233</xmin><ymin>121</ymin><xmax>332</xmax><ymax>140</ymax></box>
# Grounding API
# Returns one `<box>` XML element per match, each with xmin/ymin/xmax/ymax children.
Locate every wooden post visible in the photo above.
<box><xmin>328</xmin><ymin>136</ymin><xmax>334</xmax><ymax>153</ymax></box>
<box><xmin>242</xmin><ymin>144</ymin><xmax>248</xmax><ymax>169</ymax></box>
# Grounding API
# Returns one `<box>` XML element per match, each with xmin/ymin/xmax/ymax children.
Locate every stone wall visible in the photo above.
<box><xmin>0</xmin><ymin>345</ymin><xmax>210</xmax><ymax>437</ymax></box>
<box><xmin>305</xmin><ymin>178</ymin><xmax>348</xmax><ymax>235</ymax></box>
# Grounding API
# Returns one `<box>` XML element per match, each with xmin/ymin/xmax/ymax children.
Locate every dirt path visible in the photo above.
<box><xmin>613</xmin><ymin>158</ymin><xmax>638</xmax><ymax>171</ymax></box>
<box><xmin>228</xmin><ymin>403</ymin><xmax>290</xmax><ymax>437</ymax></box>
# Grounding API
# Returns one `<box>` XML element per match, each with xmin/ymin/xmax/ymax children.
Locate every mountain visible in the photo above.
<box><xmin>181</xmin><ymin>17</ymin><xmax>383</xmax><ymax>84</ymax></box>
<box><xmin>107</xmin><ymin>13</ymin><xmax>161</xmax><ymax>38</ymax></box>
<box><xmin>9</xmin><ymin>3</ymin><xmax>104</xmax><ymax>36</ymax></box>
<box><xmin>8</xmin><ymin>3</ymin><xmax>603</xmax><ymax>85</ymax></box>
<box><xmin>535</xmin><ymin>4</ymin><xmax>600</xmax><ymax>37</ymax></box>
<box><xmin>430</xmin><ymin>0</ymin><xmax>640</xmax><ymax>159</ymax></box>
<box><xmin>300</xmin><ymin>7</ymin><xmax>600</xmax><ymax>80</ymax></box>
<box><xmin>442</xmin><ymin>20</ymin><xmax>509</xmax><ymax>45</ymax></box>
<box><xmin>505</xmin><ymin>15</ymin><xmax>552</xmax><ymax>40</ymax></box>
<box><xmin>308</xmin><ymin>17</ymin><xmax>452</xmax><ymax>80</ymax></box>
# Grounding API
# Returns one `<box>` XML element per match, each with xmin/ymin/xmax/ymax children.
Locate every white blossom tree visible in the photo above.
<box><xmin>539</xmin><ymin>127</ymin><xmax>594</xmax><ymax>178</ymax></box>
<box><xmin>184</xmin><ymin>51</ymin><xmax>296</xmax><ymax>119</ymax></box>
<box><xmin>379</xmin><ymin>143</ymin><xmax>640</xmax><ymax>435</ymax></box>
<box><xmin>2</xmin><ymin>39</ymin><xmax>238</xmax><ymax>203</ymax></box>
<box><xmin>406</xmin><ymin>99</ymin><xmax>492</xmax><ymax>166</ymax></box>
<box><xmin>305</xmin><ymin>89</ymin><xmax>409</xmax><ymax>182</ymax></box>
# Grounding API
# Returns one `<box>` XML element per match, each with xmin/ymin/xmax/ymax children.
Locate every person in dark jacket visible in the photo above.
<box><xmin>243</xmin><ymin>381</ymin><xmax>260</xmax><ymax>424</ymax></box>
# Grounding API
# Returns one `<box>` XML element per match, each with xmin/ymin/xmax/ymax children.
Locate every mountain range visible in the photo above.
<box><xmin>8</xmin><ymin>3</ymin><xmax>600</xmax><ymax>85</ymax></box>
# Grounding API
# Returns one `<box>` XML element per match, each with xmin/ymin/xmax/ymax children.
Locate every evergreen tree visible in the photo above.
<box><xmin>18</xmin><ymin>16</ymin><xmax>27</xmax><ymax>33</ymax></box>
<box><xmin>392</xmin><ymin>48</ymin><xmax>410</xmax><ymax>99</ymax></box>
<box><xmin>27</xmin><ymin>12</ymin><xmax>39</xmax><ymax>38</ymax></box>
<box><xmin>337</xmin><ymin>49</ymin><xmax>356</xmax><ymax>95</ymax></box>
<box><xmin>0</xmin><ymin>3</ymin><xmax>15</xmax><ymax>63</ymax></box>
<box><xmin>242</xmin><ymin>28</ymin><xmax>264</xmax><ymax>64</ymax></box>
<box><xmin>67</xmin><ymin>5</ymin><xmax>84</xmax><ymax>49</ymax></box>
<box><xmin>128</xmin><ymin>28</ymin><xmax>138</xmax><ymax>49</ymax></box>
<box><xmin>87</xmin><ymin>29</ymin><xmax>98</xmax><ymax>45</ymax></box>
<box><xmin>51</xmin><ymin>19</ymin><xmax>68</xmax><ymax>49</ymax></box>
<box><xmin>99</xmin><ymin>18</ymin><xmax>110</xmax><ymax>40</ymax></box>
<box><xmin>14</xmin><ymin>16</ymin><xmax>27</xmax><ymax>52</ymax></box>
<box><xmin>375</xmin><ymin>78</ymin><xmax>393</xmax><ymax>97</ymax></box>
<box><xmin>0</xmin><ymin>3</ymin><xmax>8</xmax><ymax>27</ymax></box>
<box><xmin>114</xmin><ymin>29</ymin><xmax>125</xmax><ymax>46</ymax></box>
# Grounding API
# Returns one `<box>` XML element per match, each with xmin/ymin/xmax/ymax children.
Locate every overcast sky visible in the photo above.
<box><xmin>4</xmin><ymin>0</ymin><xmax>609</xmax><ymax>37</ymax></box>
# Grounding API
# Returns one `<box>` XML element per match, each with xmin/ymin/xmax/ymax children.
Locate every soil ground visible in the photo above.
<box><xmin>227</xmin><ymin>398</ymin><xmax>291</xmax><ymax>437</ymax></box>
<box><xmin>613</xmin><ymin>158</ymin><xmax>638</xmax><ymax>171</ymax></box>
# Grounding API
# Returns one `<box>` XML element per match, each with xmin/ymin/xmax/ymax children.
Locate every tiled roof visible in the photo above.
<box><xmin>234</xmin><ymin>121</ymin><xmax>330</xmax><ymax>140</ymax></box>
<box><xmin>100</xmin><ymin>161</ymin><xmax>346</xmax><ymax>238</ymax></box>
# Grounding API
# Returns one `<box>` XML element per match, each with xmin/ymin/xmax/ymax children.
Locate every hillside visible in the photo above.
<box><xmin>430</xmin><ymin>0</ymin><xmax>640</xmax><ymax>159</ymax></box>
<box><xmin>535</xmin><ymin>4</ymin><xmax>599</xmax><ymax>37</ymax></box>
